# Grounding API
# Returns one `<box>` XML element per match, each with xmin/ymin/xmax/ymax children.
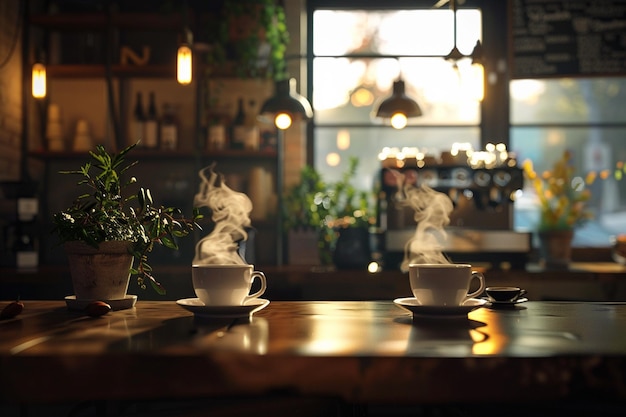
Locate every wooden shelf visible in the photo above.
<box><xmin>46</xmin><ymin>64</ymin><xmax>175</xmax><ymax>78</ymax></box>
<box><xmin>26</xmin><ymin>5</ymin><xmax>282</xmax><ymax>267</ymax></box>
<box><xmin>28</xmin><ymin>149</ymin><xmax>278</xmax><ymax>160</ymax></box>
<box><xmin>29</xmin><ymin>12</ymin><xmax>185</xmax><ymax>30</ymax></box>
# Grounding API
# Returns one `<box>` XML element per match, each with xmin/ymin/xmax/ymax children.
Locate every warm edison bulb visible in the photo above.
<box><xmin>390</xmin><ymin>112</ymin><xmax>408</xmax><ymax>129</ymax></box>
<box><xmin>177</xmin><ymin>45</ymin><xmax>192</xmax><ymax>85</ymax></box>
<box><xmin>32</xmin><ymin>63</ymin><xmax>46</xmax><ymax>99</ymax></box>
<box><xmin>275</xmin><ymin>112</ymin><xmax>292</xmax><ymax>129</ymax></box>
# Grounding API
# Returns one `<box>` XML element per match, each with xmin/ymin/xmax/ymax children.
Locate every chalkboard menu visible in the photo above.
<box><xmin>510</xmin><ymin>0</ymin><xmax>626</xmax><ymax>78</ymax></box>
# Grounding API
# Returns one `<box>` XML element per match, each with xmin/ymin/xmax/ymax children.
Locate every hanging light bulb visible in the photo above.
<box><xmin>274</xmin><ymin>112</ymin><xmax>293</xmax><ymax>129</ymax></box>
<box><xmin>32</xmin><ymin>61</ymin><xmax>46</xmax><ymax>99</ymax></box>
<box><xmin>260</xmin><ymin>78</ymin><xmax>313</xmax><ymax>130</ymax></box>
<box><xmin>390</xmin><ymin>113</ymin><xmax>408</xmax><ymax>129</ymax></box>
<box><xmin>373</xmin><ymin>79</ymin><xmax>422</xmax><ymax>130</ymax></box>
<box><xmin>177</xmin><ymin>28</ymin><xmax>193</xmax><ymax>85</ymax></box>
<box><xmin>444</xmin><ymin>0</ymin><xmax>463</xmax><ymax>67</ymax></box>
<box><xmin>444</xmin><ymin>0</ymin><xmax>484</xmax><ymax>102</ymax></box>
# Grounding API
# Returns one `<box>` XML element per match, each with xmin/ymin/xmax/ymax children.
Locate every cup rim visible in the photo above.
<box><xmin>192</xmin><ymin>264</ymin><xmax>253</xmax><ymax>269</ymax></box>
<box><xmin>486</xmin><ymin>286</ymin><xmax>521</xmax><ymax>292</ymax></box>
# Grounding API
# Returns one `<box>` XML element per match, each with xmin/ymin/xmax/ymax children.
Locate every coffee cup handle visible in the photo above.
<box><xmin>244</xmin><ymin>271</ymin><xmax>267</xmax><ymax>302</ymax></box>
<box><xmin>465</xmin><ymin>271</ymin><xmax>486</xmax><ymax>300</ymax></box>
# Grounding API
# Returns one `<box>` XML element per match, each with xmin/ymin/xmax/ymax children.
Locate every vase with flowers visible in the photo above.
<box><xmin>522</xmin><ymin>150</ymin><xmax>594</xmax><ymax>269</ymax></box>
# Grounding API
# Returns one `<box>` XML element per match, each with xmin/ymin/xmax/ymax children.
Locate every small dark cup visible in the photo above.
<box><xmin>485</xmin><ymin>286</ymin><xmax>526</xmax><ymax>303</ymax></box>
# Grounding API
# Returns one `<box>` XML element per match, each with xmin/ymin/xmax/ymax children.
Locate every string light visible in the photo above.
<box><xmin>32</xmin><ymin>62</ymin><xmax>46</xmax><ymax>99</ymax></box>
<box><xmin>177</xmin><ymin>28</ymin><xmax>193</xmax><ymax>85</ymax></box>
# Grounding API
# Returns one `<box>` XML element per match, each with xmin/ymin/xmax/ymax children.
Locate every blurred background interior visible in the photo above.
<box><xmin>2</xmin><ymin>0</ymin><xmax>626</xmax><ymax>300</ymax></box>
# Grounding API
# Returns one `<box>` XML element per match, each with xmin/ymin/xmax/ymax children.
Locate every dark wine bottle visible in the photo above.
<box><xmin>130</xmin><ymin>91</ymin><xmax>145</xmax><ymax>146</ymax></box>
<box><xmin>144</xmin><ymin>92</ymin><xmax>158</xmax><ymax>149</ymax></box>
<box><xmin>230</xmin><ymin>97</ymin><xmax>246</xmax><ymax>150</ymax></box>
<box><xmin>160</xmin><ymin>103</ymin><xmax>178</xmax><ymax>151</ymax></box>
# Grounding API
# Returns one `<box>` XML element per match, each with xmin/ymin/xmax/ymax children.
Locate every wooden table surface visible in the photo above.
<box><xmin>2</xmin><ymin>300</ymin><xmax>626</xmax><ymax>407</ymax></box>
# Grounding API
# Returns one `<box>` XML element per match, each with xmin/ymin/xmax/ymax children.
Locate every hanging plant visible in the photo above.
<box><xmin>206</xmin><ymin>0</ymin><xmax>289</xmax><ymax>80</ymax></box>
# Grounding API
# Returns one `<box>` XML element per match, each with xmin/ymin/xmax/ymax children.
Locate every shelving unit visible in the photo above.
<box><xmin>25</xmin><ymin>3</ymin><xmax>282</xmax><ymax>267</ymax></box>
<box><xmin>44</xmin><ymin>64</ymin><xmax>175</xmax><ymax>78</ymax></box>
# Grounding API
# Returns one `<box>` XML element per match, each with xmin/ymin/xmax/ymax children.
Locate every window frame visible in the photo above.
<box><xmin>305</xmin><ymin>1</ymin><xmax>622</xmax><ymax>255</ymax></box>
<box><xmin>305</xmin><ymin>0</ymin><xmax>508</xmax><ymax>167</ymax></box>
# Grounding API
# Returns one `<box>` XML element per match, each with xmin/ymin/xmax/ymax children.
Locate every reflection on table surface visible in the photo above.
<box><xmin>2</xmin><ymin>300</ymin><xmax>626</xmax><ymax>406</ymax></box>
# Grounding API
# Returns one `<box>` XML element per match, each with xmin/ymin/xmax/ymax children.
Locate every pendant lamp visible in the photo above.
<box><xmin>374</xmin><ymin>79</ymin><xmax>422</xmax><ymax>129</ymax></box>
<box><xmin>443</xmin><ymin>0</ymin><xmax>484</xmax><ymax>101</ymax></box>
<box><xmin>444</xmin><ymin>0</ymin><xmax>463</xmax><ymax>68</ymax></box>
<box><xmin>260</xmin><ymin>78</ymin><xmax>313</xmax><ymax>130</ymax></box>
<box><xmin>259</xmin><ymin>77</ymin><xmax>313</xmax><ymax>266</ymax></box>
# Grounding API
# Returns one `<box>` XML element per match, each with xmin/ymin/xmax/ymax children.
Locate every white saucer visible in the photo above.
<box><xmin>176</xmin><ymin>298</ymin><xmax>270</xmax><ymax>319</ymax></box>
<box><xmin>393</xmin><ymin>297</ymin><xmax>488</xmax><ymax>318</ymax></box>
<box><xmin>486</xmin><ymin>297</ymin><xmax>528</xmax><ymax>307</ymax></box>
<box><xmin>65</xmin><ymin>295</ymin><xmax>137</xmax><ymax>311</ymax></box>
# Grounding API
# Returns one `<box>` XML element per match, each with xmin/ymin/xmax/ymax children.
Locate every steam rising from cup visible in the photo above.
<box><xmin>193</xmin><ymin>164</ymin><xmax>252</xmax><ymax>265</ymax></box>
<box><xmin>390</xmin><ymin>169</ymin><xmax>454</xmax><ymax>272</ymax></box>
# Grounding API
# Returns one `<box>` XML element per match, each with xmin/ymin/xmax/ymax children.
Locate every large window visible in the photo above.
<box><xmin>311</xmin><ymin>6</ymin><xmax>482</xmax><ymax>192</ymax></box>
<box><xmin>310</xmin><ymin>2</ymin><xmax>626</xmax><ymax>249</ymax></box>
<box><xmin>511</xmin><ymin>78</ymin><xmax>626</xmax><ymax>246</ymax></box>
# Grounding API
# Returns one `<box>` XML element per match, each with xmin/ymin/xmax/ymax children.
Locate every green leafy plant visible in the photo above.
<box><xmin>52</xmin><ymin>144</ymin><xmax>202</xmax><ymax>294</ymax></box>
<box><xmin>283</xmin><ymin>157</ymin><xmax>376</xmax><ymax>263</ymax></box>
<box><xmin>207</xmin><ymin>0</ymin><xmax>289</xmax><ymax>80</ymax></box>
<box><xmin>325</xmin><ymin>157</ymin><xmax>376</xmax><ymax>230</ymax></box>
<box><xmin>284</xmin><ymin>157</ymin><xmax>375</xmax><ymax>231</ymax></box>
<box><xmin>283</xmin><ymin>165</ymin><xmax>328</xmax><ymax>231</ymax></box>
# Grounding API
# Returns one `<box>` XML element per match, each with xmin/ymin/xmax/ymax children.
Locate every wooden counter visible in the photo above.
<box><xmin>2</xmin><ymin>262</ymin><xmax>626</xmax><ymax>302</ymax></box>
<box><xmin>1</xmin><ymin>300</ymin><xmax>626</xmax><ymax>416</ymax></box>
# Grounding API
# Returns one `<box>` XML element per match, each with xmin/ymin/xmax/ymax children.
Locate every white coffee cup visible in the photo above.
<box><xmin>408</xmin><ymin>263</ymin><xmax>486</xmax><ymax>306</ymax></box>
<box><xmin>192</xmin><ymin>264</ymin><xmax>267</xmax><ymax>306</ymax></box>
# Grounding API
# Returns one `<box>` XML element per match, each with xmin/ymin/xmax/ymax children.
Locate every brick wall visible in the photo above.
<box><xmin>0</xmin><ymin>0</ymin><xmax>23</xmax><ymax>181</ymax></box>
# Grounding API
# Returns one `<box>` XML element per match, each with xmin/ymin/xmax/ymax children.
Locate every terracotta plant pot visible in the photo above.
<box><xmin>64</xmin><ymin>241</ymin><xmax>133</xmax><ymax>300</ymax></box>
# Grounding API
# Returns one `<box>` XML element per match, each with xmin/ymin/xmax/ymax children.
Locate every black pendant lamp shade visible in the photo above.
<box><xmin>260</xmin><ymin>78</ymin><xmax>313</xmax><ymax>124</ymax></box>
<box><xmin>375</xmin><ymin>79</ymin><xmax>422</xmax><ymax>119</ymax></box>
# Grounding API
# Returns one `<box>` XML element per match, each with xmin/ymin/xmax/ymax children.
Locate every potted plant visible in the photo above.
<box><xmin>206</xmin><ymin>0</ymin><xmax>289</xmax><ymax>80</ymax></box>
<box><xmin>325</xmin><ymin>157</ymin><xmax>377</xmax><ymax>269</ymax></box>
<box><xmin>522</xmin><ymin>150</ymin><xmax>594</xmax><ymax>268</ymax></box>
<box><xmin>52</xmin><ymin>144</ymin><xmax>201</xmax><ymax>302</ymax></box>
<box><xmin>283</xmin><ymin>165</ymin><xmax>331</xmax><ymax>265</ymax></box>
<box><xmin>283</xmin><ymin>157</ymin><xmax>376</xmax><ymax>268</ymax></box>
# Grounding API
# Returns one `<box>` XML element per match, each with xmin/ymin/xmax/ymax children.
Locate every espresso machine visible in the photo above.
<box><xmin>377</xmin><ymin>145</ymin><xmax>532</xmax><ymax>270</ymax></box>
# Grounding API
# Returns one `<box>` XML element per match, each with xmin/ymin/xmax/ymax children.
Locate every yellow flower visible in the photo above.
<box><xmin>523</xmin><ymin>151</ymin><xmax>594</xmax><ymax>231</ymax></box>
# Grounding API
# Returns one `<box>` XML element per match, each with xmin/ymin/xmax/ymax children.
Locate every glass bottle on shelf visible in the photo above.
<box><xmin>206</xmin><ymin>110</ymin><xmax>227</xmax><ymax>151</ymax></box>
<box><xmin>16</xmin><ymin>194</ymin><xmax>39</xmax><ymax>269</ymax></box>
<box><xmin>245</xmin><ymin>99</ymin><xmax>260</xmax><ymax>151</ymax></box>
<box><xmin>130</xmin><ymin>91</ymin><xmax>145</xmax><ymax>146</ymax></box>
<box><xmin>143</xmin><ymin>92</ymin><xmax>159</xmax><ymax>149</ymax></box>
<box><xmin>160</xmin><ymin>103</ymin><xmax>178</xmax><ymax>151</ymax></box>
<box><xmin>230</xmin><ymin>97</ymin><xmax>246</xmax><ymax>150</ymax></box>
